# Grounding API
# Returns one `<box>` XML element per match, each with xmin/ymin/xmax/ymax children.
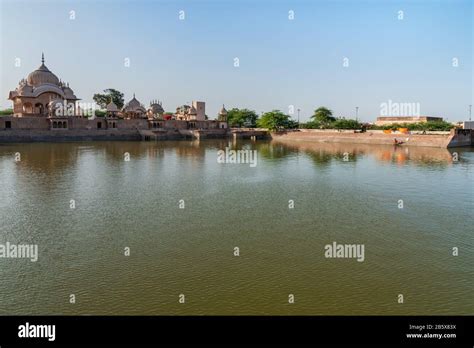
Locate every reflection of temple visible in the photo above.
<box><xmin>8</xmin><ymin>54</ymin><xmax>79</xmax><ymax>117</ymax></box>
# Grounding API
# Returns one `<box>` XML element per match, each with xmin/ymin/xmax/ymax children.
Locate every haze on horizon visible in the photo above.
<box><xmin>0</xmin><ymin>0</ymin><xmax>472</xmax><ymax>122</ymax></box>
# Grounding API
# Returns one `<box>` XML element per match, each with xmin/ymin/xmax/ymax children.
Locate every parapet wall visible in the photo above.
<box><xmin>0</xmin><ymin>116</ymin><xmax>229</xmax><ymax>142</ymax></box>
<box><xmin>271</xmin><ymin>129</ymin><xmax>473</xmax><ymax>148</ymax></box>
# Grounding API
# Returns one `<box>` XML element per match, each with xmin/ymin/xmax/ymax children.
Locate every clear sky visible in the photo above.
<box><xmin>0</xmin><ymin>0</ymin><xmax>472</xmax><ymax>122</ymax></box>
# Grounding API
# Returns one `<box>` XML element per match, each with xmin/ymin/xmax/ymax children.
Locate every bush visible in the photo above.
<box><xmin>378</xmin><ymin>121</ymin><xmax>454</xmax><ymax>131</ymax></box>
<box><xmin>300</xmin><ymin>121</ymin><xmax>320</xmax><ymax>129</ymax></box>
<box><xmin>299</xmin><ymin>118</ymin><xmax>363</xmax><ymax>130</ymax></box>
<box><xmin>332</xmin><ymin>118</ymin><xmax>362</xmax><ymax>129</ymax></box>
<box><xmin>0</xmin><ymin>108</ymin><xmax>13</xmax><ymax>116</ymax></box>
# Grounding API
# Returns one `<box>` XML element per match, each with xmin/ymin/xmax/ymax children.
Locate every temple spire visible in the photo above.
<box><xmin>41</xmin><ymin>52</ymin><xmax>45</xmax><ymax>64</ymax></box>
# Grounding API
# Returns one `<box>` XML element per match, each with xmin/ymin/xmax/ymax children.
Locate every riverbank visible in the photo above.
<box><xmin>271</xmin><ymin>129</ymin><xmax>473</xmax><ymax>148</ymax></box>
<box><xmin>0</xmin><ymin>128</ymin><xmax>229</xmax><ymax>142</ymax></box>
<box><xmin>0</xmin><ymin>116</ymin><xmax>229</xmax><ymax>142</ymax></box>
<box><xmin>1</xmin><ymin>123</ymin><xmax>472</xmax><ymax>148</ymax></box>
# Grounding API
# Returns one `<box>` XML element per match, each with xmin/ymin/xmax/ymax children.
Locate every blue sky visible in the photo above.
<box><xmin>0</xmin><ymin>0</ymin><xmax>472</xmax><ymax>122</ymax></box>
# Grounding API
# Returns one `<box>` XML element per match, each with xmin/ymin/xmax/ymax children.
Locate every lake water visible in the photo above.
<box><xmin>0</xmin><ymin>139</ymin><xmax>472</xmax><ymax>315</ymax></box>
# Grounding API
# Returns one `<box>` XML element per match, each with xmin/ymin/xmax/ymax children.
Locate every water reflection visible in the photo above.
<box><xmin>0</xmin><ymin>140</ymin><xmax>471</xmax><ymax>173</ymax></box>
<box><xmin>0</xmin><ymin>143</ymin><xmax>77</xmax><ymax>174</ymax></box>
<box><xmin>271</xmin><ymin>139</ymin><xmax>470</xmax><ymax>168</ymax></box>
<box><xmin>0</xmin><ymin>139</ymin><xmax>472</xmax><ymax>315</ymax></box>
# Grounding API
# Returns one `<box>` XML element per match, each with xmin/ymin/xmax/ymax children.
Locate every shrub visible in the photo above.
<box><xmin>0</xmin><ymin>108</ymin><xmax>13</xmax><ymax>116</ymax></box>
<box><xmin>379</xmin><ymin>121</ymin><xmax>454</xmax><ymax>131</ymax></box>
<box><xmin>332</xmin><ymin>118</ymin><xmax>362</xmax><ymax>129</ymax></box>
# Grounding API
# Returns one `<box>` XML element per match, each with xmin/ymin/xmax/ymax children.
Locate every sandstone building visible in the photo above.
<box><xmin>2</xmin><ymin>54</ymin><xmax>228</xmax><ymax>139</ymax></box>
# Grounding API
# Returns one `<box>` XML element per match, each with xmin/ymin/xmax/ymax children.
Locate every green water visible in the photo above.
<box><xmin>0</xmin><ymin>140</ymin><xmax>472</xmax><ymax>315</ymax></box>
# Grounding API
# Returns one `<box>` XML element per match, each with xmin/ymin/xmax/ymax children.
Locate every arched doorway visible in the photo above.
<box><xmin>23</xmin><ymin>103</ymin><xmax>33</xmax><ymax>114</ymax></box>
<box><xmin>35</xmin><ymin>103</ymin><xmax>44</xmax><ymax>115</ymax></box>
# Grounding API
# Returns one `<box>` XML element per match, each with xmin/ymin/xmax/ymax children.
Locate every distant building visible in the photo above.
<box><xmin>121</xmin><ymin>94</ymin><xmax>147</xmax><ymax>119</ymax></box>
<box><xmin>375</xmin><ymin>116</ymin><xmax>443</xmax><ymax>126</ymax></box>
<box><xmin>3</xmin><ymin>54</ymin><xmax>228</xmax><ymax>135</ymax></box>
<box><xmin>105</xmin><ymin>96</ymin><xmax>164</xmax><ymax>120</ymax></box>
<box><xmin>175</xmin><ymin>101</ymin><xmax>206</xmax><ymax>121</ymax></box>
<box><xmin>218</xmin><ymin>104</ymin><xmax>227</xmax><ymax>121</ymax></box>
<box><xmin>147</xmin><ymin>100</ymin><xmax>164</xmax><ymax>119</ymax></box>
<box><xmin>106</xmin><ymin>99</ymin><xmax>119</xmax><ymax>118</ymax></box>
<box><xmin>462</xmin><ymin>121</ymin><xmax>474</xmax><ymax>130</ymax></box>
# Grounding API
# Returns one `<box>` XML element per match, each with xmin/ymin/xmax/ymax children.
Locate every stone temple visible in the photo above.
<box><xmin>2</xmin><ymin>54</ymin><xmax>229</xmax><ymax>140</ymax></box>
<box><xmin>8</xmin><ymin>53</ymin><xmax>79</xmax><ymax>117</ymax></box>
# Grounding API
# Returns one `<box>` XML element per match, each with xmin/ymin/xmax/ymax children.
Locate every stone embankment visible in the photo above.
<box><xmin>270</xmin><ymin>129</ymin><xmax>473</xmax><ymax>148</ymax></box>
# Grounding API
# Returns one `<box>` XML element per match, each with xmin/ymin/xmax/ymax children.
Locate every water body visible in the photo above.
<box><xmin>0</xmin><ymin>140</ymin><xmax>472</xmax><ymax>315</ymax></box>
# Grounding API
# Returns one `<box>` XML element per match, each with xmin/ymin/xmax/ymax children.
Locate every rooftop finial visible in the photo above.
<box><xmin>41</xmin><ymin>52</ymin><xmax>44</xmax><ymax>64</ymax></box>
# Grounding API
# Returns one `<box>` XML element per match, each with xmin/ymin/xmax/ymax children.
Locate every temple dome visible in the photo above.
<box><xmin>18</xmin><ymin>82</ymin><xmax>34</xmax><ymax>96</ymax></box>
<box><xmin>62</xmin><ymin>85</ymin><xmax>77</xmax><ymax>99</ymax></box>
<box><xmin>149</xmin><ymin>101</ymin><xmax>164</xmax><ymax>114</ymax></box>
<box><xmin>219</xmin><ymin>104</ymin><xmax>227</xmax><ymax>115</ymax></box>
<box><xmin>106</xmin><ymin>100</ymin><xmax>118</xmax><ymax>112</ymax></box>
<box><xmin>124</xmin><ymin>94</ymin><xmax>141</xmax><ymax>110</ymax></box>
<box><xmin>127</xmin><ymin>98</ymin><xmax>140</xmax><ymax>108</ymax></box>
<box><xmin>27</xmin><ymin>55</ymin><xmax>60</xmax><ymax>87</ymax></box>
<box><xmin>123</xmin><ymin>94</ymin><xmax>146</xmax><ymax>114</ymax></box>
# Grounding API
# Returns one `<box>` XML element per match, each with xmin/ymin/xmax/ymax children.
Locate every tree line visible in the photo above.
<box><xmin>229</xmin><ymin>106</ymin><xmax>362</xmax><ymax>131</ymax></box>
<box><xmin>1</xmin><ymin>87</ymin><xmax>456</xmax><ymax>132</ymax></box>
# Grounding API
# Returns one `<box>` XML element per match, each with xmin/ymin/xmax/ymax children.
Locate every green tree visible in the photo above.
<box><xmin>226</xmin><ymin>108</ymin><xmax>259</xmax><ymax>128</ymax></box>
<box><xmin>311</xmin><ymin>107</ymin><xmax>335</xmax><ymax>125</ymax></box>
<box><xmin>257</xmin><ymin>110</ymin><xmax>292</xmax><ymax>130</ymax></box>
<box><xmin>93</xmin><ymin>89</ymin><xmax>125</xmax><ymax>110</ymax></box>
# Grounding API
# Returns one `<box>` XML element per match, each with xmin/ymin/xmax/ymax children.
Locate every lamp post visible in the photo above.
<box><xmin>297</xmin><ymin>108</ymin><xmax>300</xmax><ymax>128</ymax></box>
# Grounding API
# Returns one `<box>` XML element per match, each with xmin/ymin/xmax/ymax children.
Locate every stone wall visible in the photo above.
<box><xmin>271</xmin><ymin>129</ymin><xmax>472</xmax><ymax>148</ymax></box>
<box><xmin>0</xmin><ymin>116</ymin><xmax>230</xmax><ymax>142</ymax></box>
<box><xmin>0</xmin><ymin>116</ymin><xmax>225</xmax><ymax>131</ymax></box>
<box><xmin>0</xmin><ymin>116</ymin><xmax>49</xmax><ymax>129</ymax></box>
<box><xmin>448</xmin><ymin>129</ymin><xmax>474</xmax><ymax>147</ymax></box>
<box><xmin>0</xmin><ymin>129</ymin><xmax>141</xmax><ymax>142</ymax></box>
